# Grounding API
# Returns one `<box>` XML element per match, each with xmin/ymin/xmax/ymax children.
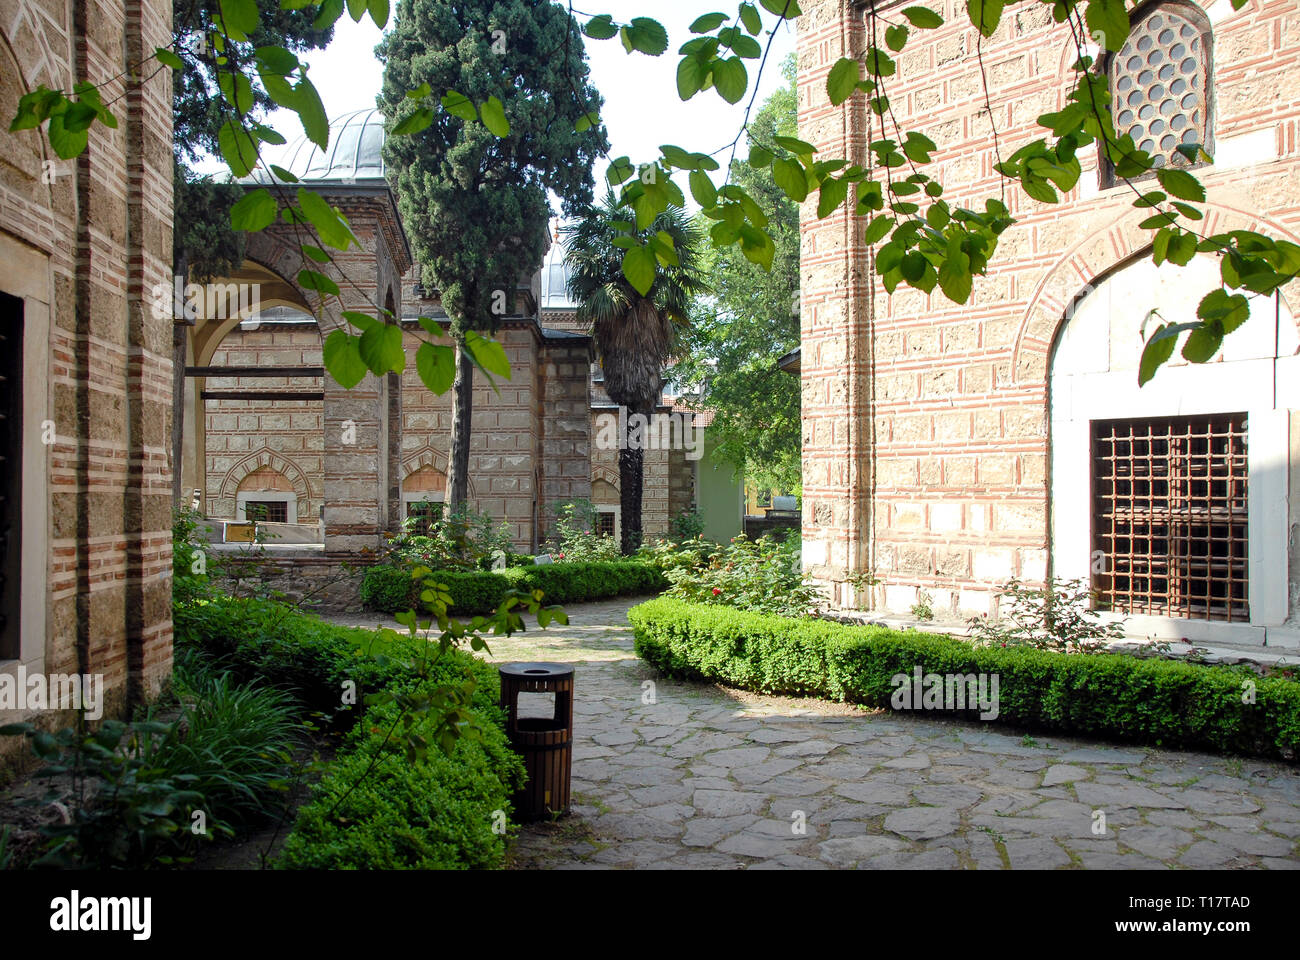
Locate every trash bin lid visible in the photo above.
<box><xmin>499</xmin><ymin>662</ymin><xmax>574</xmax><ymax>679</ymax></box>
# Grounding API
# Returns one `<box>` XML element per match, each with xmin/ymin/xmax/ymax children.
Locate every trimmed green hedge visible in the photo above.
<box><xmin>175</xmin><ymin>594</ymin><xmax>525</xmax><ymax>868</ymax></box>
<box><xmin>628</xmin><ymin>598</ymin><xmax>1300</xmax><ymax>761</ymax></box>
<box><xmin>361</xmin><ymin>560</ymin><xmax>668</xmax><ymax>615</ymax></box>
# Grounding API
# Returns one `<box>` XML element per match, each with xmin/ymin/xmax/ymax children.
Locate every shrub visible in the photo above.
<box><xmin>360</xmin><ymin>561</ymin><xmax>668</xmax><ymax>615</ymax></box>
<box><xmin>660</xmin><ymin>534</ymin><xmax>821</xmax><ymax>617</ymax></box>
<box><xmin>360</xmin><ymin>562</ymin><xmax>419</xmax><ymax>612</ymax></box>
<box><xmin>669</xmin><ymin>508</ymin><xmax>705</xmax><ymax>541</ymax></box>
<box><xmin>628</xmin><ymin>597</ymin><xmax>1300</xmax><ymax>760</ymax></box>
<box><xmin>550</xmin><ymin>499</ymin><xmax>622</xmax><ymax>561</ymax></box>
<box><xmin>275</xmin><ymin>664</ymin><xmax>524</xmax><ymax>870</ymax></box>
<box><xmin>968</xmin><ymin>578</ymin><xmax>1127</xmax><ymax>653</ymax></box>
<box><xmin>384</xmin><ymin>503</ymin><xmax>513</xmax><ymax>572</ymax></box>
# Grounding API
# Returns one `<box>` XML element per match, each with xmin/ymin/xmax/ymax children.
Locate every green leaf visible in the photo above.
<box><xmin>885</xmin><ymin>24</ymin><xmax>909</xmax><ymax>52</ymax></box>
<box><xmin>46</xmin><ymin>113</ymin><xmax>88</xmax><ymax>159</ymax></box>
<box><xmin>393</xmin><ymin>108</ymin><xmax>433</xmax><ymax>136</ymax></box>
<box><xmin>817</xmin><ymin>176</ymin><xmax>848</xmax><ymax>219</ymax></box>
<box><xmin>440</xmin><ymin>90</ymin><xmax>477</xmax><ymax>122</ymax></box>
<box><xmin>712</xmin><ymin>57</ymin><xmax>748</xmax><ymax>104</ymax></box>
<box><xmin>827</xmin><ymin>57</ymin><xmax>862</xmax><ymax>106</ymax></box>
<box><xmin>415</xmin><ymin>342</ymin><xmax>455</xmax><ymax>394</ymax></box>
<box><xmin>230</xmin><ymin>188</ymin><xmax>277</xmax><ymax>232</ymax></box>
<box><xmin>1138</xmin><ymin>324</ymin><xmax>1178</xmax><ymax>385</ymax></box>
<box><xmin>575</xmin><ymin>111</ymin><xmax>599</xmax><ymax>132</ymax></box>
<box><xmin>217</xmin><ymin>0</ymin><xmax>259</xmax><ymax>39</ymax></box>
<box><xmin>863</xmin><ymin>214</ymin><xmax>894</xmax><ymax>244</ymax></box>
<box><xmin>358</xmin><ymin>322</ymin><xmax>405</xmax><ymax>374</ymax></box>
<box><xmin>154</xmin><ymin>47</ymin><xmax>184</xmax><ymax>70</ymax></box>
<box><xmin>773</xmin><ymin>135</ymin><xmax>816</xmax><ymax>157</ymax></box>
<box><xmin>606</xmin><ymin>156</ymin><xmax>635</xmax><ymax>185</ymax></box>
<box><xmin>367</xmin><ymin>0</ymin><xmax>389</xmax><ymax>29</ymax></box>
<box><xmin>901</xmin><ymin>6</ymin><xmax>944</xmax><ymax>28</ymax></box>
<box><xmin>480</xmin><ymin>96</ymin><xmax>509</xmax><ymax>137</ymax></box>
<box><xmin>625</xmin><ymin>17</ymin><xmax>669</xmax><ymax>56</ymax></box>
<box><xmin>1085</xmin><ymin>0</ymin><xmax>1129</xmax><ymax>53</ymax></box>
<box><xmin>341</xmin><ymin>310</ymin><xmax>380</xmax><ymax>332</ymax></box>
<box><xmin>740</xmin><ymin>3</ymin><xmax>762</xmax><ymax>35</ymax></box>
<box><xmin>584</xmin><ymin>15</ymin><xmax>619</xmax><ymax>40</ymax></box>
<box><xmin>677</xmin><ymin>55</ymin><xmax>707</xmax><ymax>100</ymax></box>
<box><xmin>323</xmin><ymin>330</ymin><xmax>367</xmax><ymax>388</ymax></box>
<box><xmin>298</xmin><ymin>269</ymin><xmax>340</xmax><ymax>297</ymax></box>
<box><xmin>690</xmin><ymin>12</ymin><xmax>729</xmax><ymax>32</ymax></box>
<box><xmin>217</xmin><ymin>119</ymin><xmax>258</xmax><ymax>177</ymax></box>
<box><xmin>902</xmin><ymin>132</ymin><xmax>937</xmax><ymax>164</ymax></box>
<box><xmin>622</xmin><ymin>244</ymin><xmax>657</xmax><ymax>295</ymax></box>
<box><xmin>749</xmin><ymin>144</ymin><xmax>774</xmax><ymax>167</ymax></box>
<box><xmin>966</xmin><ymin>0</ymin><xmax>1004</xmax><ymax>38</ymax></box>
<box><xmin>938</xmin><ymin>248</ymin><xmax>973</xmax><ymax>303</ymax></box>
<box><xmin>298</xmin><ymin>188</ymin><xmax>355</xmax><ymax>250</ymax></box>
<box><xmin>464</xmin><ymin>331</ymin><xmax>512</xmax><ymax>379</ymax></box>
<box><xmin>295</xmin><ymin>77</ymin><xmax>329</xmax><ymax>149</ymax></box>
<box><xmin>759</xmin><ymin>0</ymin><xmax>801</xmax><ymax>17</ymax></box>
<box><xmin>1181</xmin><ymin>322</ymin><xmax>1223</xmax><ymax>363</ymax></box>
<box><xmin>772</xmin><ymin>157</ymin><xmax>809</xmax><ymax>202</ymax></box>
<box><xmin>1198</xmin><ymin>289</ymin><xmax>1250</xmax><ymax>333</ymax></box>
<box><xmin>346</xmin><ymin>0</ymin><xmax>366</xmax><ymax>20</ymax></box>
<box><xmin>1156</xmin><ymin>167</ymin><xmax>1206</xmax><ymax>203</ymax></box>
<box><xmin>689</xmin><ymin>169</ymin><xmax>717</xmax><ymax>207</ymax></box>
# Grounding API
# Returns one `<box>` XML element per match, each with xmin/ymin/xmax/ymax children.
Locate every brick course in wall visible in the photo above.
<box><xmin>798</xmin><ymin>0</ymin><xmax>1300</xmax><ymax>624</ymax></box>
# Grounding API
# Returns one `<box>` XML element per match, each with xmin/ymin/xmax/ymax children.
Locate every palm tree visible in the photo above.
<box><xmin>565</xmin><ymin>193</ymin><xmax>708</xmax><ymax>554</ymax></box>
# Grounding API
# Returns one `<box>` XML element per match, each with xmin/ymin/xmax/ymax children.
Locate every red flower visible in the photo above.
<box><xmin>712</xmin><ymin>587</ymin><xmax>722</xmax><ymax>596</ymax></box>
<box><xmin>557</xmin><ymin>552</ymin><xmax>566</xmax><ymax>559</ymax></box>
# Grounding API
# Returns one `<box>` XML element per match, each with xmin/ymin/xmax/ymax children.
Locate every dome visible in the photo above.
<box><xmin>250</xmin><ymin>108</ymin><xmax>387</xmax><ymax>183</ymax></box>
<box><xmin>539</xmin><ymin>220</ymin><xmax>577</xmax><ymax>309</ymax></box>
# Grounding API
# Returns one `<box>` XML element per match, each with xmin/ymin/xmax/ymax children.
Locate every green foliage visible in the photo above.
<box><xmin>276</xmin><ymin>669</ymin><xmax>523</xmax><ymax>869</ymax></box>
<box><xmin>551</xmin><ymin>500</ymin><xmax>622</xmax><ymax>562</ymax></box>
<box><xmin>669</xmin><ymin>508</ymin><xmax>706</xmax><ymax>542</ymax></box>
<box><xmin>0</xmin><ymin>718</ymin><xmax>225</xmax><ymax>869</ymax></box>
<box><xmin>661</xmin><ymin>534</ymin><xmax>820</xmax><ymax>618</ymax></box>
<box><xmin>671</xmin><ymin>56</ymin><xmax>801</xmax><ymax>493</ymax></box>
<box><xmin>628</xmin><ymin>598</ymin><xmax>1300</xmax><ymax>760</ymax></box>
<box><xmin>360</xmin><ymin>561</ymin><xmax>668</xmax><ymax>615</ymax></box>
<box><xmin>967</xmin><ymin>578</ymin><xmax>1128</xmax><ymax>654</ymax></box>
<box><xmin>910</xmin><ymin>588</ymin><xmax>935</xmax><ymax>622</ymax></box>
<box><xmin>384</xmin><ymin>502</ymin><xmax>513</xmax><ymax>572</ymax></box>
<box><xmin>163</xmin><ymin>669</ymin><xmax>301</xmax><ymax>823</ymax></box>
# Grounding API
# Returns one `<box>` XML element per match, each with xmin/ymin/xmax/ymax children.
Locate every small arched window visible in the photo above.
<box><xmin>1106</xmin><ymin>2</ymin><xmax>1212</xmax><ymax>183</ymax></box>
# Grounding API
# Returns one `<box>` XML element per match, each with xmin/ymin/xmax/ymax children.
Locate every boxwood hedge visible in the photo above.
<box><xmin>627</xmin><ymin>597</ymin><xmax>1300</xmax><ymax>761</ymax></box>
<box><xmin>175</xmin><ymin>594</ymin><xmax>525</xmax><ymax>868</ymax></box>
<box><xmin>361</xmin><ymin>560</ymin><xmax>668</xmax><ymax>615</ymax></box>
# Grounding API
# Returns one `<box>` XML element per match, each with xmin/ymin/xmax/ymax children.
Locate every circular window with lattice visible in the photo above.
<box><xmin>1109</xmin><ymin>5</ymin><xmax>1211</xmax><ymax>178</ymax></box>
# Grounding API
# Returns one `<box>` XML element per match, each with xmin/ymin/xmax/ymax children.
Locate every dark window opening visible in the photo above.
<box><xmin>1092</xmin><ymin>413</ymin><xmax>1248</xmax><ymax>622</ymax></box>
<box><xmin>596</xmin><ymin>511</ymin><xmax>616</xmax><ymax>538</ymax></box>
<box><xmin>407</xmin><ymin>500</ymin><xmax>443</xmax><ymax>536</ymax></box>
<box><xmin>244</xmin><ymin>500</ymin><xmax>288</xmax><ymax>523</ymax></box>
<box><xmin>0</xmin><ymin>292</ymin><xmax>22</xmax><ymax>660</ymax></box>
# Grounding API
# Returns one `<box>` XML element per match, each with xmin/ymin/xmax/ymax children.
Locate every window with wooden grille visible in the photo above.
<box><xmin>1106</xmin><ymin>3</ymin><xmax>1211</xmax><ymax>184</ymax></box>
<box><xmin>596</xmin><ymin>510</ymin><xmax>617</xmax><ymax>538</ymax></box>
<box><xmin>0</xmin><ymin>292</ymin><xmax>21</xmax><ymax>660</ymax></box>
<box><xmin>1091</xmin><ymin>414</ymin><xmax>1248</xmax><ymax>622</ymax></box>
<box><xmin>244</xmin><ymin>500</ymin><xmax>288</xmax><ymax>523</ymax></box>
<box><xmin>407</xmin><ymin>499</ymin><xmax>443</xmax><ymax>535</ymax></box>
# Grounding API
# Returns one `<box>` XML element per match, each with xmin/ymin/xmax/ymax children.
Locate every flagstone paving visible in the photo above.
<box><xmin>330</xmin><ymin>598</ymin><xmax>1300</xmax><ymax>870</ymax></box>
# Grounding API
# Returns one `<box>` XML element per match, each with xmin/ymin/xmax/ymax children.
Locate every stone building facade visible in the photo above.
<box><xmin>0</xmin><ymin>0</ymin><xmax>174</xmax><ymax>755</ymax></box>
<box><xmin>185</xmin><ymin>111</ymin><xmax>696</xmax><ymax>564</ymax></box>
<box><xmin>798</xmin><ymin>0</ymin><xmax>1300</xmax><ymax>646</ymax></box>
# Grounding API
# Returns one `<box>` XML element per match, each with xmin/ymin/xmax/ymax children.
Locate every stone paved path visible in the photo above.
<box><xmin>331</xmin><ymin>598</ymin><xmax>1300</xmax><ymax>870</ymax></box>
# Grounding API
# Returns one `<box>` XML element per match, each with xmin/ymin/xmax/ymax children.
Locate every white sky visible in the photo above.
<box><xmin>216</xmin><ymin>0</ymin><xmax>796</xmax><ymax>198</ymax></box>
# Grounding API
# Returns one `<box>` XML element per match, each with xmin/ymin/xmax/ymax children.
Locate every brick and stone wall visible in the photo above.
<box><xmin>0</xmin><ymin>0</ymin><xmax>174</xmax><ymax>763</ymax></box>
<box><xmin>204</xmin><ymin>321</ymin><xmax>325</xmax><ymax>520</ymax></box>
<box><xmin>798</xmin><ymin>0</ymin><xmax>1300</xmax><ymax>626</ymax></box>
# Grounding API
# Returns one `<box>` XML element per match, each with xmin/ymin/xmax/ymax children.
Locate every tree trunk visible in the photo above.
<box><xmin>445</xmin><ymin>338</ymin><xmax>474</xmax><ymax>509</ymax></box>
<box><xmin>618</xmin><ymin>444</ymin><xmax>644</xmax><ymax>555</ymax></box>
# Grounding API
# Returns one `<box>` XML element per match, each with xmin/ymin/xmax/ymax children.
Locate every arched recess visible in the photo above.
<box><xmin>1047</xmin><ymin>251</ymin><xmax>1297</xmax><ymax>641</ymax></box>
<box><xmin>592</xmin><ymin>465</ymin><xmax>620</xmax><ymax>489</ymax></box>
<box><xmin>216</xmin><ymin>448</ymin><xmax>317</xmax><ymax>520</ymax></box>
<box><xmin>401</xmin><ymin>447</ymin><xmax>476</xmax><ymax>499</ymax></box>
<box><xmin>1011</xmin><ymin>203</ymin><xmax>1300</xmax><ymax>386</ymax></box>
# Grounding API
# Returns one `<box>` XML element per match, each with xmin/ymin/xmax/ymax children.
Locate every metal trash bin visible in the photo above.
<box><xmin>498</xmin><ymin>662</ymin><xmax>574</xmax><ymax>822</ymax></box>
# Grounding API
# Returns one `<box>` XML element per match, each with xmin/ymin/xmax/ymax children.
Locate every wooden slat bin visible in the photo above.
<box><xmin>498</xmin><ymin>662</ymin><xmax>574</xmax><ymax>822</ymax></box>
